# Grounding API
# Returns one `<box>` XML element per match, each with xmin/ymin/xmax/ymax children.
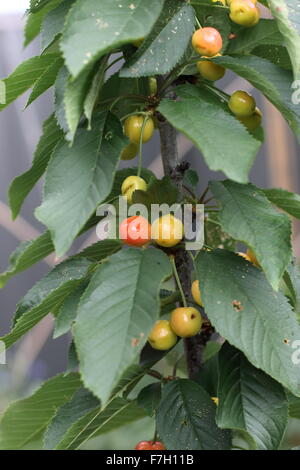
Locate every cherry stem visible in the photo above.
<box><xmin>201</xmin><ymin>81</ymin><xmax>230</xmax><ymax>103</ymax></box>
<box><xmin>120</xmin><ymin>110</ymin><xmax>147</xmax><ymax>122</ymax></box>
<box><xmin>206</xmin><ymin>217</ymin><xmax>222</xmax><ymax>227</ymax></box>
<box><xmin>170</xmin><ymin>256</ymin><xmax>188</xmax><ymax>308</ymax></box>
<box><xmin>146</xmin><ymin>369</ymin><xmax>163</xmax><ymax>381</ymax></box>
<box><xmin>137</xmin><ymin>116</ymin><xmax>149</xmax><ymax>177</ymax></box>
<box><xmin>195</xmin><ymin>16</ymin><xmax>202</xmax><ymax>29</ymax></box>
<box><xmin>203</xmin><ymin>196</ymin><xmax>215</xmax><ymax>205</ymax></box>
<box><xmin>109</xmin><ymin>94</ymin><xmax>151</xmax><ymax>111</ymax></box>
<box><xmin>199</xmin><ymin>186</ymin><xmax>209</xmax><ymax>203</ymax></box>
<box><xmin>182</xmin><ymin>184</ymin><xmax>196</xmax><ymax>199</ymax></box>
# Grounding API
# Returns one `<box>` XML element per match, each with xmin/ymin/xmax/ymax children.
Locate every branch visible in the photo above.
<box><xmin>157</xmin><ymin>81</ymin><xmax>214</xmax><ymax>379</ymax></box>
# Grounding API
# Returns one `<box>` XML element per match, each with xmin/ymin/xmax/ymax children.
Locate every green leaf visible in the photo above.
<box><xmin>0</xmin><ymin>54</ymin><xmax>61</xmax><ymax>112</ymax></box>
<box><xmin>55</xmin><ymin>398</ymin><xmax>145</xmax><ymax>450</ymax></box>
<box><xmin>213</xmin><ymin>55</ymin><xmax>300</xmax><ymax>143</ymax></box>
<box><xmin>84</xmin><ymin>57</ymin><xmax>108</xmax><ymax>129</ymax></box>
<box><xmin>24</xmin><ymin>0</ymin><xmax>62</xmax><ymax>46</ymax></box>
<box><xmin>26</xmin><ymin>56</ymin><xmax>63</xmax><ymax>107</ymax></box>
<box><xmin>64</xmin><ymin>63</ymin><xmax>97</xmax><ymax>140</ymax></box>
<box><xmin>53</xmin><ymin>283</ymin><xmax>87</xmax><ymax>339</ymax></box>
<box><xmin>67</xmin><ymin>341</ymin><xmax>79</xmax><ymax>371</ymax></box>
<box><xmin>44</xmin><ymin>387</ymin><xmax>99</xmax><ymax>450</ymax></box>
<box><xmin>9</xmin><ymin>114</ymin><xmax>64</xmax><ymax>219</ymax></box>
<box><xmin>183</xmin><ymin>169</ymin><xmax>199</xmax><ymax>191</ymax></box>
<box><xmin>227</xmin><ymin>19</ymin><xmax>283</xmax><ymax>54</ymax></box>
<box><xmin>202</xmin><ymin>341</ymin><xmax>221</xmax><ymax>363</ymax></box>
<box><xmin>74</xmin><ymin>247</ymin><xmax>172</xmax><ymax>404</ymax></box>
<box><xmin>156</xmin><ymin>379</ymin><xmax>231</xmax><ymax>450</ymax></box>
<box><xmin>217</xmin><ymin>343</ymin><xmax>288</xmax><ymax>450</ymax></box>
<box><xmin>30</xmin><ymin>0</ymin><xmax>56</xmax><ymax>13</ymax></box>
<box><xmin>61</xmin><ymin>0</ymin><xmax>164</xmax><ymax>77</ymax></box>
<box><xmin>205</xmin><ymin>212</ymin><xmax>237</xmax><ymax>252</ymax></box>
<box><xmin>263</xmin><ymin>188</ymin><xmax>300</xmax><ymax>220</ymax></box>
<box><xmin>41</xmin><ymin>0</ymin><xmax>75</xmax><ymax>51</ymax></box>
<box><xmin>137</xmin><ymin>383</ymin><xmax>162</xmax><ymax>417</ymax></box>
<box><xmin>1</xmin><ymin>258</ymin><xmax>92</xmax><ymax>348</ymax></box>
<box><xmin>99</xmin><ymin>73</ymin><xmax>149</xmax><ymax>119</ymax></box>
<box><xmin>0</xmin><ymin>232</ymin><xmax>54</xmax><ymax>288</ymax></box>
<box><xmin>252</xmin><ymin>44</ymin><xmax>292</xmax><ymax>71</ymax></box>
<box><xmin>285</xmin><ymin>259</ymin><xmax>300</xmax><ymax>319</ymax></box>
<box><xmin>0</xmin><ymin>218</ymin><xmax>112</xmax><ymax>289</ymax></box>
<box><xmin>194</xmin><ymin>354</ymin><xmax>219</xmax><ymax>397</ymax></box>
<box><xmin>210</xmin><ymin>180</ymin><xmax>292</xmax><ymax>290</ymax></box>
<box><xmin>120</xmin><ymin>0</ymin><xmax>195</xmax><ymax>77</ymax></box>
<box><xmin>54</xmin><ymin>240</ymin><xmax>122</xmax><ymax>339</ymax></box>
<box><xmin>287</xmin><ymin>392</ymin><xmax>300</xmax><ymax>419</ymax></box>
<box><xmin>159</xmin><ymin>85</ymin><xmax>261</xmax><ymax>183</ymax></box>
<box><xmin>268</xmin><ymin>0</ymin><xmax>300</xmax><ymax>80</ymax></box>
<box><xmin>78</xmin><ymin>239</ymin><xmax>122</xmax><ymax>262</ymax></box>
<box><xmin>54</xmin><ymin>66</ymin><xmax>70</xmax><ymax>135</ymax></box>
<box><xmin>35</xmin><ymin>112</ymin><xmax>127</xmax><ymax>256</ymax></box>
<box><xmin>0</xmin><ymin>373</ymin><xmax>81</xmax><ymax>450</ymax></box>
<box><xmin>196</xmin><ymin>250</ymin><xmax>300</xmax><ymax>397</ymax></box>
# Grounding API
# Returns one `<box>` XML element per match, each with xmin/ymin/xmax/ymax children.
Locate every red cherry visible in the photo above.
<box><xmin>152</xmin><ymin>441</ymin><xmax>166</xmax><ymax>450</ymax></box>
<box><xmin>135</xmin><ymin>441</ymin><xmax>153</xmax><ymax>450</ymax></box>
<box><xmin>119</xmin><ymin>216</ymin><xmax>151</xmax><ymax>247</ymax></box>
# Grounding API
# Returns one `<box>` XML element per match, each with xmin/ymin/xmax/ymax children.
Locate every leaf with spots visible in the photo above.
<box><xmin>196</xmin><ymin>250</ymin><xmax>300</xmax><ymax>397</ymax></box>
<box><xmin>61</xmin><ymin>0</ymin><xmax>164</xmax><ymax>77</ymax></box>
<box><xmin>156</xmin><ymin>379</ymin><xmax>231</xmax><ymax>450</ymax></box>
<box><xmin>74</xmin><ymin>247</ymin><xmax>172</xmax><ymax>404</ymax></box>
<box><xmin>120</xmin><ymin>0</ymin><xmax>195</xmax><ymax>77</ymax></box>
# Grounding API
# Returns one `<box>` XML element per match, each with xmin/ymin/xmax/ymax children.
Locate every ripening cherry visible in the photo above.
<box><xmin>192</xmin><ymin>27</ymin><xmax>223</xmax><ymax>57</ymax></box>
<box><xmin>229</xmin><ymin>0</ymin><xmax>260</xmax><ymax>28</ymax></box>
<box><xmin>135</xmin><ymin>440</ymin><xmax>166</xmax><ymax>450</ymax></box>
<box><xmin>191</xmin><ymin>280</ymin><xmax>204</xmax><ymax>307</ymax></box>
<box><xmin>228</xmin><ymin>90</ymin><xmax>256</xmax><ymax>118</ymax></box>
<box><xmin>148</xmin><ymin>320</ymin><xmax>178</xmax><ymax>351</ymax></box>
<box><xmin>151</xmin><ymin>214</ymin><xmax>184</xmax><ymax>248</ymax></box>
<box><xmin>132</xmin><ymin>38</ymin><xmax>144</xmax><ymax>48</ymax></box>
<box><xmin>124</xmin><ymin>115</ymin><xmax>155</xmax><ymax>145</ymax></box>
<box><xmin>246</xmin><ymin>248</ymin><xmax>260</xmax><ymax>267</ymax></box>
<box><xmin>237</xmin><ymin>251</ymin><xmax>252</xmax><ymax>262</ymax></box>
<box><xmin>170</xmin><ymin>307</ymin><xmax>203</xmax><ymax>338</ymax></box>
<box><xmin>238</xmin><ymin>107</ymin><xmax>262</xmax><ymax>132</ymax></box>
<box><xmin>121</xmin><ymin>143</ymin><xmax>138</xmax><ymax>161</ymax></box>
<box><xmin>121</xmin><ymin>175</ymin><xmax>147</xmax><ymax>203</ymax></box>
<box><xmin>119</xmin><ymin>216</ymin><xmax>151</xmax><ymax>247</ymax></box>
<box><xmin>197</xmin><ymin>59</ymin><xmax>226</xmax><ymax>81</ymax></box>
<box><xmin>135</xmin><ymin>441</ymin><xmax>153</xmax><ymax>450</ymax></box>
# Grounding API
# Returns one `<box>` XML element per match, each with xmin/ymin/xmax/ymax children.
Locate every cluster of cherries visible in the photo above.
<box><xmin>124</xmin><ymin>1</ymin><xmax>261</xmax><ymax>450</ymax></box>
<box><xmin>192</xmin><ymin>1</ymin><xmax>262</xmax><ymax>131</ymax></box>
